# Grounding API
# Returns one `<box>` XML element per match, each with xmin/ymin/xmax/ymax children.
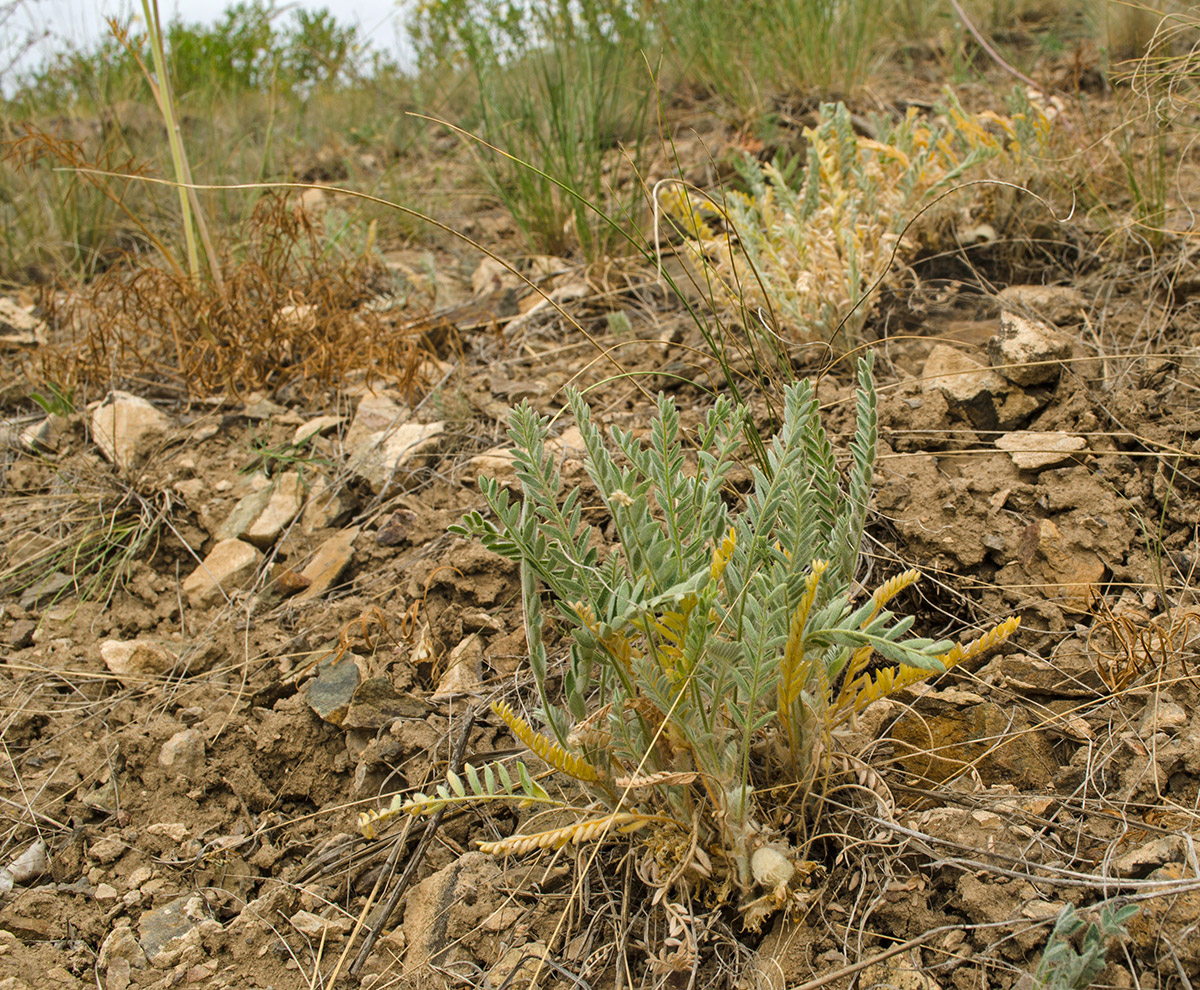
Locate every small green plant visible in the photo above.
<box><xmin>28</xmin><ymin>382</ymin><xmax>75</xmax><ymax>418</ymax></box>
<box><xmin>364</xmin><ymin>355</ymin><xmax>1019</xmax><ymax>927</ymax></box>
<box><xmin>1032</xmin><ymin>903</ymin><xmax>1139</xmax><ymax>990</ymax></box>
<box><xmin>411</xmin><ymin>0</ymin><xmax>653</xmax><ymax>260</ymax></box>
<box><xmin>240</xmin><ymin>430</ymin><xmax>333</xmax><ymax>479</ymax></box>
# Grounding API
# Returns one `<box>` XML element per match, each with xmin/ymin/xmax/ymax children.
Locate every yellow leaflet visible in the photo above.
<box><xmin>492</xmin><ymin>699</ymin><xmax>602</xmax><ymax>782</ymax></box>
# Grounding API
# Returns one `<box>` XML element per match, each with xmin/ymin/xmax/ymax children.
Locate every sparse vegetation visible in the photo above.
<box><xmin>1</xmin><ymin>1</ymin><xmax>1199</xmax><ymax>987</ymax></box>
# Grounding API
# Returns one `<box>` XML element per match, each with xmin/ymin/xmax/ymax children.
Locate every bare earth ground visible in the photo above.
<box><xmin>1</xmin><ymin>76</ymin><xmax>1200</xmax><ymax>990</ymax></box>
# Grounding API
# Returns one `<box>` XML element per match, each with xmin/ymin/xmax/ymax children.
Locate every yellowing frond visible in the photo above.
<box><xmin>935</xmin><ymin>615</ymin><xmax>1021</xmax><ymax>671</ymax></box>
<box><xmin>492</xmin><ymin>700</ymin><xmax>602</xmax><ymax>782</ymax></box>
<box><xmin>359</xmin><ymin>795</ymin><xmax>405</xmax><ymax>839</ymax></box>
<box><xmin>478</xmin><ymin>812</ymin><xmax>651</xmax><ymax>856</ymax></box>
<box><xmin>780</xmin><ymin>560</ymin><xmax>829</xmax><ymax>709</ymax></box>
<box><xmin>865</xmin><ymin>569</ymin><xmax>921</xmax><ymax>624</ymax></box>
<box><xmin>711</xmin><ymin>527</ymin><xmax>737</xmax><ymax>583</ymax></box>
<box><xmin>836</xmin><ymin>615</ymin><xmax>1021</xmax><ymax>722</ymax></box>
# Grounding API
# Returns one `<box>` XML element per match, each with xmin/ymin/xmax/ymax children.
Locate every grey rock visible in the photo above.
<box><xmin>158</xmin><ymin>729</ymin><xmax>206</xmax><ymax>778</ymax></box>
<box><xmin>988</xmin><ymin>311</ymin><xmax>1073</xmax><ymax>386</ymax></box>
<box><xmin>306</xmin><ymin>653</ymin><xmax>362</xmax><ymax>726</ymax></box>
<box><xmin>89</xmin><ymin>391</ymin><xmax>174</xmax><ymax>472</ymax></box>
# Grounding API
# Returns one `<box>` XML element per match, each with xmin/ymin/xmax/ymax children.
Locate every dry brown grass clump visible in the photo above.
<box><xmin>34</xmin><ymin>194</ymin><xmax>436</xmax><ymax>401</ymax></box>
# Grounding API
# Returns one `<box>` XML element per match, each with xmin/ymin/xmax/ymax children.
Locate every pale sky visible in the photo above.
<box><xmin>4</xmin><ymin>0</ymin><xmax>409</xmax><ymax>83</ymax></box>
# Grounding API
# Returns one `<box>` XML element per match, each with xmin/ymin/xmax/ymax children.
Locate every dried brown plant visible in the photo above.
<box><xmin>35</xmin><ymin>194</ymin><xmax>437</xmax><ymax>400</ymax></box>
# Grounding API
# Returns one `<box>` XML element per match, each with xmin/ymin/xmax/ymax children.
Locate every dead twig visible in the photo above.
<box><xmin>347</xmin><ymin>703</ymin><xmax>482</xmax><ymax>976</ymax></box>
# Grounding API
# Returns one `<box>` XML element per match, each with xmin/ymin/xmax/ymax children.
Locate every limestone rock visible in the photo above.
<box><xmin>90</xmin><ymin>392</ymin><xmax>174</xmax><ymax>472</ymax></box>
<box><xmin>293</xmin><ymin>414</ymin><xmax>342</xmax><ymax>446</ymax></box>
<box><xmin>295</xmin><ymin>527</ymin><xmax>359</xmax><ymax>601</ymax></box>
<box><xmin>344</xmin><ymin>394</ymin><xmax>444</xmax><ymax>495</ymax></box>
<box><xmin>996</xmin><ymin>284</ymin><xmax>1086</xmax><ymax>325</ymax></box>
<box><xmin>243</xmin><ymin>471</ymin><xmax>305</xmax><ymax>548</ymax></box>
<box><xmin>431</xmin><ymin>635</ymin><xmax>484</xmax><ymax>701</ymax></box>
<box><xmin>988</xmin><ymin>311</ymin><xmax>1073</xmax><ymax>386</ymax></box>
<box><xmin>100</xmin><ymin>639</ymin><xmax>176</xmax><ymax>686</ymax></box>
<box><xmin>181</xmin><ymin>539</ymin><xmax>263</xmax><ymax>608</ymax></box>
<box><xmin>158</xmin><ymin>729</ymin><xmax>205</xmax><ymax>778</ymax></box>
<box><xmin>995</xmin><ymin>431</ymin><xmax>1086</xmax><ymax>470</ymax></box>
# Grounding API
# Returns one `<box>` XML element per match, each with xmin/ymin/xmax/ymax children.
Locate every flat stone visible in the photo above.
<box><xmin>431</xmin><ymin>635</ymin><xmax>484</xmax><ymax>701</ymax></box>
<box><xmin>243</xmin><ymin>471</ymin><xmax>305</xmax><ymax>548</ymax></box>
<box><xmin>289</xmin><ymin>910</ymin><xmax>353</xmax><ymax>938</ymax></box>
<box><xmin>988</xmin><ymin>311</ymin><xmax>1073</xmax><ymax>386</ymax></box>
<box><xmin>138</xmin><ymin>895</ymin><xmax>204</xmax><ymax>961</ymax></box>
<box><xmin>158</xmin><ymin>729</ymin><xmax>205</xmax><ymax>778</ymax></box>
<box><xmin>100</xmin><ymin>639</ymin><xmax>176</xmax><ymax>687</ymax></box>
<box><xmin>293</xmin><ymin>415</ymin><xmax>342</xmax><ymax>446</ymax></box>
<box><xmin>89</xmin><ymin>391</ymin><xmax>174</xmax><ymax>472</ymax></box>
<box><xmin>306</xmin><ymin>653</ymin><xmax>362</xmax><ymax>726</ymax></box>
<box><xmin>181</xmin><ymin>539</ymin><xmax>263</xmax><ymax>609</ymax></box>
<box><xmin>94</xmin><ymin>883</ymin><xmax>119</xmax><ymax>901</ymax></box>
<box><xmin>996</xmin><ymin>285</ymin><xmax>1086</xmax><ymax>325</ymax></box>
<box><xmin>995</xmin><ymin>431</ymin><xmax>1086</xmax><ymax>470</ymax></box>
<box><xmin>891</xmin><ymin>693</ymin><xmax>1057</xmax><ymax>788</ymax></box>
<box><xmin>300</xmin><ymin>476</ymin><xmax>357</xmax><ymax>533</ymax></box>
<box><xmin>295</xmin><ymin>527</ymin><xmax>359</xmax><ymax>601</ymax></box>
<box><xmin>213</xmin><ymin>487</ymin><xmax>272</xmax><ymax>542</ymax></box>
